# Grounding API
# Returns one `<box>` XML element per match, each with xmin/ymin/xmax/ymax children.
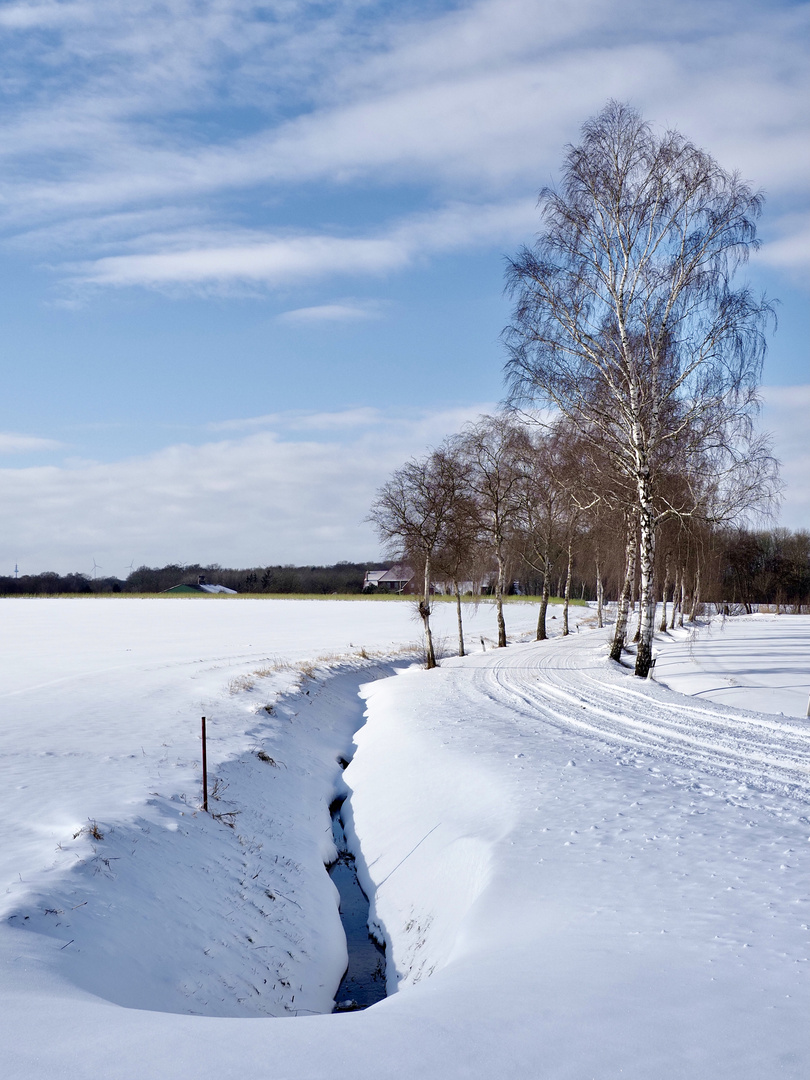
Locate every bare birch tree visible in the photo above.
<box><xmin>505</xmin><ymin>101</ymin><xmax>777</xmax><ymax>677</ymax></box>
<box><xmin>433</xmin><ymin>467</ymin><xmax>481</xmax><ymax>657</ymax></box>
<box><xmin>368</xmin><ymin>444</ymin><xmax>467</xmax><ymax>669</ymax></box>
<box><xmin>459</xmin><ymin>415</ymin><xmax>530</xmax><ymax>648</ymax></box>
<box><xmin>519</xmin><ymin>430</ymin><xmax>565</xmax><ymax>641</ymax></box>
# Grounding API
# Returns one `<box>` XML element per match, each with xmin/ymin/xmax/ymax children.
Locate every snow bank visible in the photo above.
<box><xmin>347</xmin><ymin>668</ymin><xmax>516</xmax><ymax>991</ymax></box>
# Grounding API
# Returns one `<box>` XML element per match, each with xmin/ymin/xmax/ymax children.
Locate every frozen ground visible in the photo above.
<box><xmin>1</xmin><ymin>599</ymin><xmax>808</xmax><ymax>1079</ymax></box>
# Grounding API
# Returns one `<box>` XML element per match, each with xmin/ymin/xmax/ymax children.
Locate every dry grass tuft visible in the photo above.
<box><xmin>75</xmin><ymin>821</ymin><xmax>104</xmax><ymax>841</ymax></box>
<box><xmin>210</xmin><ymin>777</ymin><xmax>228</xmax><ymax>800</ymax></box>
<box><xmin>252</xmin><ymin>658</ymin><xmax>292</xmax><ymax>676</ymax></box>
<box><xmin>228</xmin><ymin>674</ymin><xmax>256</xmax><ymax>694</ymax></box>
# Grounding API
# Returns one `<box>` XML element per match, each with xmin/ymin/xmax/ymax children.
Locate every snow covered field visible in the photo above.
<box><xmin>1</xmin><ymin>599</ymin><xmax>808</xmax><ymax>1079</ymax></box>
<box><xmin>655</xmin><ymin>612</ymin><xmax>810</xmax><ymax>718</ymax></box>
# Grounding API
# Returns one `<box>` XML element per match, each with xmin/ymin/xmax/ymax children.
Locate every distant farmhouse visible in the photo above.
<box><xmin>164</xmin><ymin>574</ymin><xmax>237</xmax><ymax>595</ymax></box>
<box><xmin>363</xmin><ymin>566</ymin><xmax>496</xmax><ymax>596</ymax></box>
<box><xmin>363</xmin><ymin>565</ymin><xmax>414</xmax><ymax>593</ymax></box>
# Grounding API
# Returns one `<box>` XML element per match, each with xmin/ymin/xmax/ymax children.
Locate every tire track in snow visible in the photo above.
<box><xmin>456</xmin><ymin>634</ymin><xmax>810</xmax><ymax>800</ymax></box>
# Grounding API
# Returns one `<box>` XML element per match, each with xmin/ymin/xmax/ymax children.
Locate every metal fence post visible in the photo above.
<box><xmin>201</xmin><ymin>717</ymin><xmax>208</xmax><ymax>812</ymax></box>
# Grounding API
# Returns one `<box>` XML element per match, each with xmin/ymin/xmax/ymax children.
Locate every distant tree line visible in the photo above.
<box><xmin>0</xmin><ymin>571</ymin><xmax>126</xmax><ymax>596</ymax></box>
<box><xmin>0</xmin><ymin>561</ymin><xmax>389</xmax><ymax>596</ymax></box>
<box><xmin>2</xmin><ymin>535</ymin><xmax>805</xmax><ymax>610</ymax></box>
<box><xmin>719</xmin><ymin>529</ymin><xmax>810</xmax><ymax>613</ymax></box>
<box><xmin>511</xmin><ymin>525</ymin><xmax>810</xmax><ymax>616</ymax></box>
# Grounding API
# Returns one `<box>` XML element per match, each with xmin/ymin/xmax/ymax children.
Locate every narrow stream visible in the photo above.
<box><xmin>328</xmin><ymin>795</ymin><xmax>387</xmax><ymax>1012</ymax></box>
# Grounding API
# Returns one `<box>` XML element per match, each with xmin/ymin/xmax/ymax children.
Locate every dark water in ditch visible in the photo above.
<box><xmin>328</xmin><ymin>797</ymin><xmax>387</xmax><ymax>1012</ymax></box>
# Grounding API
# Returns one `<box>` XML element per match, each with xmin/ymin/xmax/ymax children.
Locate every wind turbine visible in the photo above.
<box><xmin>91</xmin><ymin>558</ymin><xmax>103</xmax><ymax>579</ymax></box>
<box><xmin>125</xmin><ymin>559</ymin><xmax>136</xmax><ymax>577</ymax></box>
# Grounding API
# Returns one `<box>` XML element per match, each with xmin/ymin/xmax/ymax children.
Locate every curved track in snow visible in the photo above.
<box><xmin>449</xmin><ymin>631</ymin><xmax>810</xmax><ymax>801</ymax></box>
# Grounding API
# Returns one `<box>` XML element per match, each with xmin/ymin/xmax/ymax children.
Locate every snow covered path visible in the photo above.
<box><xmin>462</xmin><ymin>631</ymin><xmax>810</xmax><ymax>796</ymax></box>
<box><xmin>2</xmin><ymin>603</ymin><xmax>808</xmax><ymax>1079</ymax></box>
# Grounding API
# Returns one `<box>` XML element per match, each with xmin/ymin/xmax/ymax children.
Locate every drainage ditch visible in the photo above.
<box><xmin>328</xmin><ymin>794</ymin><xmax>387</xmax><ymax>1012</ymax></box>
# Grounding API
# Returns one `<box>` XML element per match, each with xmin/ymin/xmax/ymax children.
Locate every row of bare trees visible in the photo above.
<box><xmin>372</xmin><ymin>101</ymin><xmax>781</xmax><ymax>676</ymax></box>
<box><xmin>369</xmin><ymin>412</ymin><xmax>755</xmax><ymax>669</ymax></box>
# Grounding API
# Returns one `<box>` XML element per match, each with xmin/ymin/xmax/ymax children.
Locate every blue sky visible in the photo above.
<box><xmin>0</xmin><ymin>0</ymin><xmax>807</xmax><ymax>575</ymax></box>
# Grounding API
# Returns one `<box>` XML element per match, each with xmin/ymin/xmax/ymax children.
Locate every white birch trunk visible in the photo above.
<box><xmin>688</xmin><ymin>566</ymin><xmax>701</xmax><ymax>623</ymax></box>
<box><xmin>678</xmin><ymin>575</ymin><xmax>685</xmax><ymax>628</ymax></box>
<box><xmin>634</xmin><ymin>489</ymin><xmax>657</xmax><ymax>677</ymax></box>
<box><xmin>421</xmin><ymin>554</ymin><xmax>436</xmax><ymax>669</ymax></box>
<box><xmin>495</xmin><ymin>547</ymin><xmax>507</xmax><ymax>648</ymax></box>
<box><xmin>536</xmin><ymin>549</ymin><xmax>550</xmax><ymax>641</ymax></box>
<box><xmin>610</xmin><ymin>517</ymin><xmax>637</xmax><ymax>662</ymax></box>
<box><xmin>454</xmin><ymin>579</ymin><xmax>465</xmax><ymax>657</ymax></box>
<box><xmin>658</xmin><ymin>550</ymin><xmax>671</xmax><ymax>632</ymax></box>
<box><xmin>669</xmin><ymin>568</ymin><xmax>680</xmax><ymax>629</ymax></box>
<box><xmin>595</xmin><ymin>554</ymin><xmax>604</xmax><ymax>629</ymax></box>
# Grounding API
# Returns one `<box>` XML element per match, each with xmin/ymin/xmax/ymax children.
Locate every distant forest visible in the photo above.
<box><xmin>0</xmin><ymin>561</ymin><xmax>389</xmax><ymax>596</ymax></box>
<box><xmin>0</xmin><ymin>527</ymin><xmax>808</xmax><ymax>609</ymax></box>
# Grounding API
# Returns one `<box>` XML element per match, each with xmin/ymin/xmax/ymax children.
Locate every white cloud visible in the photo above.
<box><xmin>0</xmin><ymin>404</ymin><xmax>493</xmax><ymax>574</ymax></box>
<box><xmin>209</xmin><ymin>407</ymin><xmax>386</xmax><ymax>434</ymax></box>
<box><xmin>9</xmin><ymin>206</ymin><xmax>210</xmax><ymax>255</ymax></box>
<box><xmin>277</xmin><ymin>302</ymin><xmax>383</xmax><ymax>324</ymax></box>
<box><xmin>76</xmin><ymin>234</ymin><xmax>410</xmax><ymax>288</ymax></box>
<box><xmin>0</xmin><ymin>1</ymin><xmax>806</xmax><ymax>245</ymax></box>
<box><xmin>0</xmin><ymin>2</ymin><xmax>93</xmax><ymax>30</ymax></box>
<box><xmin>759</xmin><ymin>213</ymin><xmax>810</xmax><ymax>284</ymax></box>
<box><xmin>0</xmin><ymin>432</ymin><xmax>63</xmax><ymax>453</ymax></box>
<box><xmin>760</xmin><ymin>385</ymin><xmax>810</xmax><ymax>531</ymax></box>
<box><xmin>70</xmin><ymin>199</ymin><xmax>536</xmax><ymax>290</ymax></box>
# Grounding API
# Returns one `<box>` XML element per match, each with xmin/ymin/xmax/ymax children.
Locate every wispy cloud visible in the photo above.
<box><xmin>69</xmin><ymin>199</ymin><xmax>536</xmax><ymax>291</ymax></box>
<box><xmin>759</xmin><ymin>213</ymin><xmax>810</xmax><ymax>284</ymax></box>
<box><xmin>208</xmin><ymin>407</ymin><xmax>386</xmax><ymax>434</ymax></box>
<box><xmin>0</xmin><ymin>432</ymin><xmax>63</xmax><ymax>453</ymax></box>
<box><xmin>76</xmin><ymin>234</ymin><xmax>410</xmax><ymax>288</ymax></box>
<box><xmin>761</xmin><ymin>385</ymin><xmax>810</xmax><ymax>531</ymax></box>
<box><xmin>277</xmin><ymin>301</ymin><xmax>384</xmax><ymax>324</ymax></box>
<box><xmin>0</xmin><ymin>2</ymin><xmax>94</xmax><ymax>30</ymax></box>
<box><xmin>0</xmin><ymin>1</ymin><xmax>806</xmax><ymax>287</ymax></box>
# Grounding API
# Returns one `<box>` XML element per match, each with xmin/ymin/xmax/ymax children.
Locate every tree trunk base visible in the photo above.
<box><xmin>634</xmin><ymin>638</ymin><xmax>653</xmax><ymax>678</ymax></box>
